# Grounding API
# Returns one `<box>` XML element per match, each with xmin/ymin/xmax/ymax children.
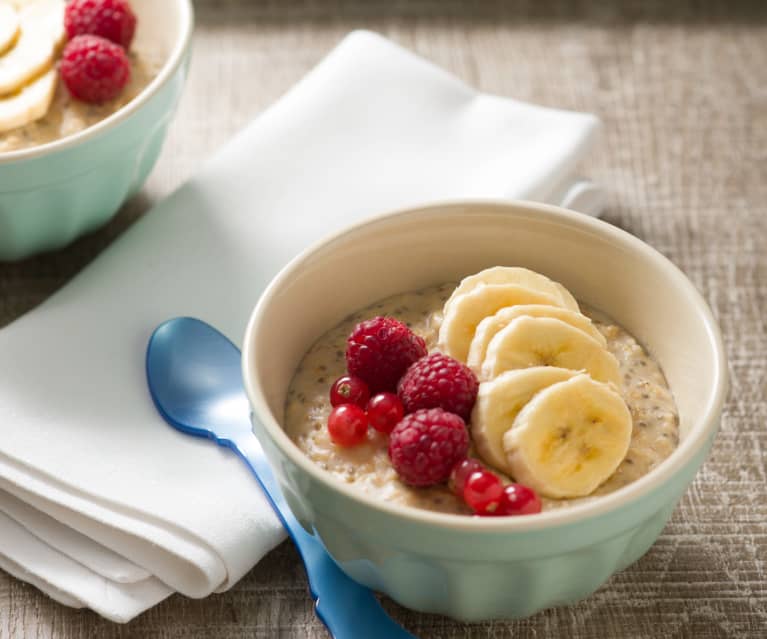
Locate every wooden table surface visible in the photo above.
<box><xmin>1</xmin><ymin>1</ymin><xmax>765</xmax><ymax>637</ymax></box>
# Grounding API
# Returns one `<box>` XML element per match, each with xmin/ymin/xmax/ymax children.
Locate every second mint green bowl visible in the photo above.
<box><xmin>242</xmin><ymin>200</ymin><xmax>728</xmax><ymax>621</ymax></box>
<box><xmin>0</xmin><ymin>0</ymin><xmax>193</xmax><ymax>261</ymax></box>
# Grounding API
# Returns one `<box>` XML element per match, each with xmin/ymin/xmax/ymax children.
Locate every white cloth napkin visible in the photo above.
<box><xmin>0</xmin><ymin>30</ymin><xmax>602</xmax><ymax>622</ymax></box>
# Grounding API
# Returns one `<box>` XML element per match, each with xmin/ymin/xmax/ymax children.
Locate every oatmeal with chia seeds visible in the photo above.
<box><xmin>0</xmin><ymin>52</ymin><xmax>160</xmax><ymax>153</ymax></box>
<box><xmin>284</xmin><ymin>280</ymin><xmax>679</xmax><ymax>515</ymax></box>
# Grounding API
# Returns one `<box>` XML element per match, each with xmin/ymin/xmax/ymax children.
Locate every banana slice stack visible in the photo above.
<box><xmin>438</xmin><ymin>267</ymin><xmax>632</xmax><ymax>499</ymax></box>
<box><xmin>0</xmin><ymin>0</ymin><xmax>66</xmax><ymax>134</ymax></box>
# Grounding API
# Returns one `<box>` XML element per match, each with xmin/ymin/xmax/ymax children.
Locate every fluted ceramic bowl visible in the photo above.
<box><xmin>242</xmin><ymin>200</ymin><xmax>727</xmax><ymax>621</ymax></box>
<box><xmin>0</xmin><ymin>0</ymin><xmax>193</xmax><ymax>261</ymax></box>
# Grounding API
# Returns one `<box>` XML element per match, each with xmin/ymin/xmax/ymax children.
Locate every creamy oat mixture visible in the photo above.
<box><xmin>0</xmin><ymin>52</ymin><xmax>160</xmax><ymax>153</ymax></box>
<box><xmin>284</xmin><ymin>283</ymin><xmax>679</xmax><ymax>515</ymax></box>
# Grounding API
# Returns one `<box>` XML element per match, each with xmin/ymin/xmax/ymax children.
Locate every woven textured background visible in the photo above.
<box><xmin>0</xmin><ymin>1</ymin><xmax>765</xmax><ymax>637</ymax></box>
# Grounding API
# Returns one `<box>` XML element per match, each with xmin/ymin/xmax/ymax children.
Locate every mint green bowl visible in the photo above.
<box><xmin>242</xmin><ymin>200</ymin><xmax>727</xmax><ymax>621</ymax></box>
<box><xmin>0</xmin><ymin>0</ymin><xmax>193</xmax><ymax>261</ymax></box>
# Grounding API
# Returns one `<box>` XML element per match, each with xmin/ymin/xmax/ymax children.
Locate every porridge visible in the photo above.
<box><xmin>0</xmin><ymin>0</ymin><xmax>159</xmax><ymax>153</ymax></box>
<box><xmin>1</xmin><ymin>53</ymin><xmax>159</xmax><ymax>152</ymax></box>
<box><xmin>285</xmin><ymin>269</ymin><xmax>679</xmax><ymax>516</ymax></box>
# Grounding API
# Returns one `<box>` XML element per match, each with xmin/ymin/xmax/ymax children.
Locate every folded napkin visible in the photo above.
<box><xmin>0</xmin><ymin>30</ymin><xmax>602</xmax><ymax>622</ymax></box>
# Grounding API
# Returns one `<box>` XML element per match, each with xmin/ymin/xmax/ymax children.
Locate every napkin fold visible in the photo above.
<box><xmin>0</xmin><ymin>30</ymin><xmax>602</xmax><ymax>622</ymax></box>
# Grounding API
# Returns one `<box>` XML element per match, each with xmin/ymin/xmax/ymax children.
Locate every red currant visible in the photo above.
<box><xmin>463</xmin><ymin>470</ymin><xmax>504</xmax><ymax>516</ymax></box>
<box><xmin>498</xmin><ymin>484</ymin><xmax>542</xmax><ymax>516</ymax></box>
<box><xmin>327</xmin><ymin>404</ymin><xmax>368</xmax><ymax>446</ymax></box>
<box><xmin>366</xmin><ymin>392</ymin><xmax>404</xmax><ymax>434</ymax></box>
<box><xmin>330</xmin><ymin>375</ymin><xmax>370</xmax><ymax>408</ymax></box>
<box><xmin>448</xmin><ymin>458</ymin><xmax>484</xmax><ymax>496</ymax></box>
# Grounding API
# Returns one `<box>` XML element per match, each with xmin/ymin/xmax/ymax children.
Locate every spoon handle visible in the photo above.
<box><xmin>225</xmin><ymin>432</ymin><xmax>417</xmax><ymax>639</ymax></box>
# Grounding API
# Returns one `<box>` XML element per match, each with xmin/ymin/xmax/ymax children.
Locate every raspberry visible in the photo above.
<box><xmin>498</xmin><ymin>484</ymin><xmax>542</xmax><ymax>516</ymax></box>
<box><xmin>388</xmin><ymin>408</ymin><xmax>468</xmax><ymax>487</ymax></box>
<box><xmin>60</xmin><ymin>35</ymin><xmax>131</xmax><ymax>103</ymax></box>
<box><xmin>397</xmin><ymin>353</ymin><xmax>479</xmax><ymax>420</ymax></box>
<box><xmin>65</xmin><ymin>0</ymin><xmax>137</xmax><ymax>49</ymax></box>
<box><xmin>346</xmin><ymin>317</ymin><xmax>427</xmax><ymax>392</ymax></box>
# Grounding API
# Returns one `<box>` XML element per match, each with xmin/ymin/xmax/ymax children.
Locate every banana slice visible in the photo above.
<box><xmin>0</xmin><ymin>67</ymin><xmax>56</xmax><ymax>133</ymax></box>
<box><xmin>444</xmin><ymin>266</ymin><xmax>579</xmax><ymax>314</ymax></box>
<box><xmin>480</xmin><ymin>316</ymin><xmax>621</xmax><ymax>386</ymax></box>
<box><xmin>0</xmin><ymin>4</ymin><xmax>20</xmax><ymax>56</ymax></box>
<box><xmin>466</xmin><ymin>304</ymin><xmax>606</xmax><ymax>373</ymax></box>
<box><xmin>503</xmin><ymin>374</ymin><xmax>632</xmax><ymax>498</ymax></box>
<box><xmin>438</xmin><ymin>284</ymin><xmax>564</xmax><ymax>362</ymax></box>
<box><xmin>0</xmin><ymin>0</ymin><xmax>65</xmax><ymax>96</ymax></box>
<box><xmin>471</xmin><ymin>366</ymin><xmax>578</xmax><ymax>474</ymax></box>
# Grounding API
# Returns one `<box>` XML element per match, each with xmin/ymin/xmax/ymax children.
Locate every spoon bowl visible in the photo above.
<box><xmin>147</xmin><ymin>317</ymin><xmax>251</xmax><ymax>441</ymax></box>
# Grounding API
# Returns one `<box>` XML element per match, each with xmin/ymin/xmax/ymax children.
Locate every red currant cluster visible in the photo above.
<box><xmin>450</xmin><ymin>459</ymin><xmax>541</xmax><ymax>517</ymax></box>
<box><xmin>325</xmin><ymin>316</ymin><xmax>541</xmax><ymax>517</ymax></box>
<box><xmin>328</xmin><ymin>376</ymin><xmax>404</xmax><ymax>445</ymax></box>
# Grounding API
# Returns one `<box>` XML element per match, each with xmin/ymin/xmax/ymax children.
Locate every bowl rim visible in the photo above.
<box><xmin>0</xmin><ymin>0</ymin><xmax>194</xmax><ymax>165</ymax></box>
<box><xmin>242</xmin><ymin>199</ymin><xmax>728</xmax><ymax>532</ymax></box>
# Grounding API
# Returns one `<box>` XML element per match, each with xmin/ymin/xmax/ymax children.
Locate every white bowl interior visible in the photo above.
<box><xmin>245</xmin><ymin>201</ymin><xmax>726</xmax><ymax>522</ymax></box>
<box><xmin>133</xmin><ymin>0</ymin><xmax>183</xmax><ymax>63</ymax></box>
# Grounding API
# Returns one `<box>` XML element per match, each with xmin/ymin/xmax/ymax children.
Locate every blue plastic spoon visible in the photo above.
<box><xmin>145</xmin><ymin>317</ymin><xmax>416</xmax><ymax>639</ymax></box>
